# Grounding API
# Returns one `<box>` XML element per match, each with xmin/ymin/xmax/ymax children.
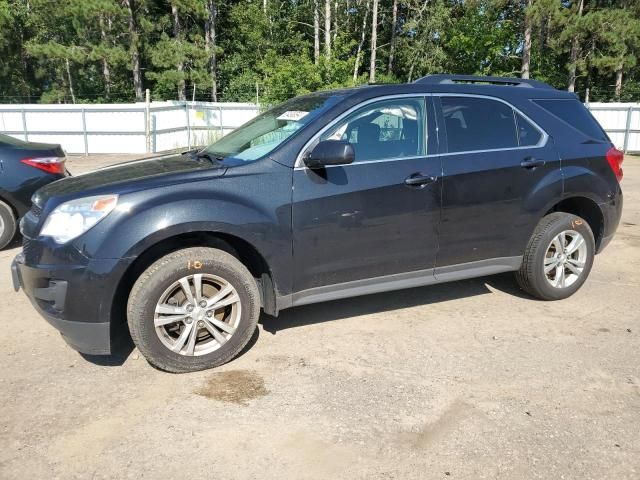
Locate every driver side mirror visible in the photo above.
<box><xmin>304</xmin><ymin>140</ymin><xmax>355</xmax><ymax>169</ymax></box>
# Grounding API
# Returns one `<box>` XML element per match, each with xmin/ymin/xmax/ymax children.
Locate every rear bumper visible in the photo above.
<box><xmin>596</xmin><ymin>191</ymin><xmax>623</xmax><ymax>254</ymax></box>
<box><xmin>12</xmin><ymin>252</ymin><xmax>131</xmax><ymax>355</ymax></box>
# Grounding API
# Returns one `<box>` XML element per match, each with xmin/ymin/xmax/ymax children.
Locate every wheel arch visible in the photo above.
<box><xmin>110</xmin><ymin>230</ymin><xmax>278</xmax><ymax>343</ymax></box>
<box><xmin>545</xmin><ymin>196</ymin><xmax>604</xmax><ymax>250</ymax></box>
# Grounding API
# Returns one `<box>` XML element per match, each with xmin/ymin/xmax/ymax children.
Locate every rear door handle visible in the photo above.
<box><xmin>405</xmin><ymin>173</ymin><xmax>437</xmax><ymax>187</ymax></box>
<box><xmin>520</xmin><ymin>157</ymin><xmax>546</xmax><ymax>169</ymax></box>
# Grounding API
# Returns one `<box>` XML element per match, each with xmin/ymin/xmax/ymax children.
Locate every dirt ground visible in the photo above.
<box><xmin>0</xmin><ymin>154</ymin><xmax>639</xmax><ymax>479</ymax></box>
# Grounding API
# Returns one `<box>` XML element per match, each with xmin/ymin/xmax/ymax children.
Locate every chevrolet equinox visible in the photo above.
<box><xmin>12</xmin><ymin>75</ymin><xmax>624</xmax><ymax>372</ymax></box>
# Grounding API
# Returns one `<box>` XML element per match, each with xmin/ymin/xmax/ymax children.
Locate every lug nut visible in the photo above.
<box><xmin>186</xmin><ymin>304</ymin><xmax>194</xmax><ymax>312</ymax></box>
<box><xmin>199</xmin><ymin>300</ymin><xmax>207</xmax><ymax>308</ymax></box>
<box><xmin>198</xmin><ymin>321</ymin><xmax>204</xmax><ymax>327</ymax></box>
<box><xmin>185</xmin><ymin>317</ymin><xmax>193</xmax><ymax>324</ymax></box>
<box><xmin>206</xmin><ymin>310</ymin><xmax>213</xmax><ymax>317</ymax></box>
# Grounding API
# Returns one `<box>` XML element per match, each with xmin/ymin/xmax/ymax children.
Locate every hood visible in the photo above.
<box><xmin>34</xmin><ymin>153</ymin><xmax>225</xmax><ymax>207</ymax></box>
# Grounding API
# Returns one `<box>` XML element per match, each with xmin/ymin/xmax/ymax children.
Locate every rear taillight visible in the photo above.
<box><xmin>21</xmin><ymin>156</ymin><xmax>66</xmax><ymax>175</ymax></box>
<box><xmin>606</xmin><ymin>147</ymin><xmax>624</xmax><ymax>182</ymax></box>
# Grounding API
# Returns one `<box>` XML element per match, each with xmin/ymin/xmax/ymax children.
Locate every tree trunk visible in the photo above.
<box><xmin>123</xmin><ymin>0</ymin><xmax>143</xmax><ymax>101</ymax></box>
<box><xmin>205</xmin><ymin>0</ymin><xmax>218</xmax><ymax>101</ymax></box>
<box><xmin>615</xmin><ymin>64</ymin><xmax>623</xmax><ymax>98</ymax></box>
<box><xmin>20</xmin><ymin>28</ymin><xmax>31</xmax><ymax>102</ymax></box>
<box><xmin>585</xmin><ymin>37</ymin><xmax>594</xmax><ymax>100</ymax></box>
<box><xmin>172</xmin><ymin>3</ymin><xmax>186</xmax><ymax>101</ymax></box>
<box><xmin>100</xmin><ymin>15</ymin><xmax>111</xmax><ymax>99</ymax></box>
<box><xmin>324</xmin><ymin>0</ymin><xmax>331</xmax><ymax>58</ymax></box>
<box><xmin>314</xmin><ymin>0</ymin><xmax>320</xmax><ymax>64</ymax></box>
<box><xmin>369</xmin><ymin>0</ymin><xmax>378</xmax><ymax>83</ymax></box>
<box><xmin>352</xmin><ymin>0</ymin><xmax>371</xmax><ymax>82</ymax></box>
<box><xmin>333</xmin><ymin>0</ymin><xmax>338</xmax><ymax>44</ymax></box>
<box><xmin>387</xmin><ymin>0</ymin><xmax>397</xmax><ymax>73</ymax></box>
<box><xmin>567</xmin><ymin>0</ymin><xmax>584</xmax><ymax>92</ymax></box>
<box><xmin>521</xmin><ymin>0</ymin><xmax>532</xmax><ymax>79</ymax></box>
<box><xmin>65</xmin><ymin>58</ymin><xmax>76</xmax><ymax>104</ymax></box>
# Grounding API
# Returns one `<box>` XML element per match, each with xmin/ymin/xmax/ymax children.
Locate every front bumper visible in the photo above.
<box><xmin>12</xmin><ymin>252</ymin><xmax>131</xmax><ymax>355</ymax></box>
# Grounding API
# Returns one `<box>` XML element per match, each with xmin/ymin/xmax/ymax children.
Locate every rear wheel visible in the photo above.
<box><xmin>127</xmin><ymin>247</ymin><xmax>261</xmax><ymax>373</ymax></box>
<box><xmin>516</xmin><ymin>212</ymin><xmax>595</xmax><ymax>300</ymax></box>
<box><xmin>0</xmin><ymin>200</ymin><xmax>17</xmax><ymax>250</ymax></box>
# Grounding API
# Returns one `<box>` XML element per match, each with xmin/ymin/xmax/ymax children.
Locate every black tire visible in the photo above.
<box><xmin>0</xmin><ymin>200</ymin><xmax>17</xmax><ymax>250</ymax></box>
<box><xmin>127</xmin><ymin>247</ymin><xmax>261</xmax><ymax>373</ymax></box>
<box><xmin>516</xmin><ymin>212</ymin><xmax>595</xmax><ymax>300</ymax></box>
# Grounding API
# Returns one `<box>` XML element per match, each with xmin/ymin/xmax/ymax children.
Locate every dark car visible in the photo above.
<box><xmin>0</xmin><ymin>134</ymin><xmax>68</xmax><ymax>249</ymax></box>
<box><xmin>12</xmin><ymin>75</ymin><xmax>623</xmax><ymax>372</ymax></box>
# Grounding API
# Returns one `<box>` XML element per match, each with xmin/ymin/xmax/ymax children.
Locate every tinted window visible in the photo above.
<box><xmin>321</xmin><ymin>98</ymin><xmax>426</xmax><ymax>161</ymax></box>
<box><xmin>515</xmin><ymin>113</ymin><xmax>542</xmax><ymax>146</ymax></box>
<box><xmin>534</xmin><ymin>99</ymin><xmax>608</xmax><ymax>141</ymax></box>
<box><xmin>203</xmin><ymin>93</ymin><xmax>345</xmax><ymax>162</ymax></box>
<box><xmin>441</xmin><ymin>97</ymin><xmax>518</xmax><ymax>153</ymax></box>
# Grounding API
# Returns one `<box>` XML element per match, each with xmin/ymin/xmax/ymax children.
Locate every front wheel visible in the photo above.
<box><xmin>516</xmin><ymin>212</ymin><xmax>595</xmax><ymax>301</ymax></box>
<box><xmin>127</xmin><ymin>247</ymin><xmax>261</xmax><ymax>373</ymax></box>
<box><xmin>0</xmin><ymin>200</ymin><xmax>17</xmax><ymax>250</ymax></box>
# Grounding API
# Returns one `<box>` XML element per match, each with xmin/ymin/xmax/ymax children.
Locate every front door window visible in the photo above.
<box><xmin>320</xmin><ymin>98</ymin><xmax>426</xmax><ymax>162</ymax></box>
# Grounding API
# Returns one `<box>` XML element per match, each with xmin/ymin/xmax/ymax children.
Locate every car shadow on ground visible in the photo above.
<box><xmin>260</xmin><ymin>272</ymin><xmax>535</xmax><ymax>334</ymax></box>
<box><xmin>79</xmin><ymin>333</ymin><xmax>136</xmax><ymax>367</ymax></box>
<box><xmin>77</xmin><ymin>273</ymin><xmax>531</xmax><ymax>367</ymax></box>
<box><xmin>79</xmin><ymin>321</ymin><xmax>261</xmax><ymax>369</ymax></box>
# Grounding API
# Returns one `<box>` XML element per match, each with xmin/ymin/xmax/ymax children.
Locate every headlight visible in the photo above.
<box><xmin>40</xmin><ymin>195</ymin><xmax>118</xmax><ymax>243</ymax></box>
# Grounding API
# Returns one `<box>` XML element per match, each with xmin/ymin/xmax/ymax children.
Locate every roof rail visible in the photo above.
<box><xmin>413</xmin><ymin>74</ymin><xmax>555</xmax><ymax>90</ymax></box>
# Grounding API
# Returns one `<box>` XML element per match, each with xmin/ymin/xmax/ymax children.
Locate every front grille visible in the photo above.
<box><xmin>23</xmin><ymin>237</ymin><xmax>35</xmax><ymax>256</ymax></box>
<box><xmin>30</xmin><ymin>204</ymin><xmax>42</xmax><ymax>218</ymax></box>
<box><xmin>22</xmin><ymin>237</ymin><xmax>41</xmax><ymax>262</ymax></box>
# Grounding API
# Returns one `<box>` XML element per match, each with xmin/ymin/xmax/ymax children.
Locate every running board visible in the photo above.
<box><xmin>280</xmin><ymin>256</ymin><xmax>523</xmax><ymax>309</ymax></box>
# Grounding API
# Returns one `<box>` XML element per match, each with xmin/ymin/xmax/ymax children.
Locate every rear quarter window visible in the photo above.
<box><xmin>534</xmin><ymin>99</ymin><xmax>608</xmax><ymax>142</ymax></box>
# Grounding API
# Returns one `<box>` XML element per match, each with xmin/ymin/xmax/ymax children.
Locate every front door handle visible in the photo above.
<box><xmin>405</xmin><ymin>173</ymin><xmax>437</xmax><ymax>187</ymax></box>
<box><xmin>520</xmin><ymin>157</ymin><xmax>546</xmax><ymax>169</ymax></box>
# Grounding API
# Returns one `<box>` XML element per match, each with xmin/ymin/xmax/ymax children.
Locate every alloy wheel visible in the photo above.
<box><xmin>153</xmin><ymin>273</ymin><xmax>241</xmax><ymax>356</ymax></box>
<box><xmin>543</xmin><ymin>229</ymin><xmax>588</xmax><ymax>289</ymax></box>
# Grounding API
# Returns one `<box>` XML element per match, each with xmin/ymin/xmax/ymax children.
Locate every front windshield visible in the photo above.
<box><xmin>203</xmin><ymin>93</ymin><xmax>344</xmax><ymax>162</ymax></box>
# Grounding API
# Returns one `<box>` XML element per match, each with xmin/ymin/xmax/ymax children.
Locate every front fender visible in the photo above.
<box><xmin>71</xmin><ymin>163</ymin><xmax>294</xmax><ymax>296</ymax></box>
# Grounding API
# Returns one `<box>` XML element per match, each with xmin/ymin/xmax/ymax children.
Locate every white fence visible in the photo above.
<box><xmin>0</xmin><ymin>101</ymin><xmax>260</xmax><ymax>154</ymax></box>
<box><xmin>0</xmin><ymin>100</ymin><xmax>638</xmax><ymax>155</ymax></box>
<box><xmin>587</xmin><ymin>103</ymin><xmax>640</xmax><ymax>153</ymax></box>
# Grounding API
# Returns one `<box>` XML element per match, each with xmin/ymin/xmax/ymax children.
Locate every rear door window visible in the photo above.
<box><xmin>534</xmin><ymin>99</ymin><xmax>608</xmax><ymax>141</ymax></box>
<box><xmin>515</xmin><ymin>112</ymin><xmax>543</xmax><ymax>146</ymax></box>
<box><xmin>440</xmin><ymin>97</ymin><xmax>518</xmax><ymax>153</ymax></box>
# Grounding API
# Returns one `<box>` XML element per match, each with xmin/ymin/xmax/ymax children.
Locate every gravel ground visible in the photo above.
<box><xmin>0</xmin><ymin>154</ymin><xmax>638</xmax><ymax>479</ymax></box>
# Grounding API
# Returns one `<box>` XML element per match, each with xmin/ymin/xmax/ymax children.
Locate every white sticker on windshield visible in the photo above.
<box><xmin>277</xmin><ymin>110</ymin><xmax>309</xmax><ymax>121</ymax></box>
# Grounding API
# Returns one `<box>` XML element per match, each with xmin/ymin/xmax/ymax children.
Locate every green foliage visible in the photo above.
<box><xmin>0</xmin><ymin>0</ymin><xmax>639</xmax><ymax>103</ymax></box>
<box><xmin>444</xmin><ymin>0</ymin><xmax>522</xmax><ymax>76</ymax></box>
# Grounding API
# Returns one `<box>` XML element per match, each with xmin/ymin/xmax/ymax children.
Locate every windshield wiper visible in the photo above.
<box><xmin>183</xmin><ymin>149</ymin><xmax>224</xmax><ymax>165</ymax></box>
<box><xmin>198</xmin><ymin>152</ymin><xmax>225</xmax><ymax>164</ymax></box>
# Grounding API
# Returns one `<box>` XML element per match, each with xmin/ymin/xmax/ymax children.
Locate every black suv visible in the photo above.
<box><xmin>12</xmin><ymin>75</ymin><xmax>623</xmax><ymax>372</ymax></box>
